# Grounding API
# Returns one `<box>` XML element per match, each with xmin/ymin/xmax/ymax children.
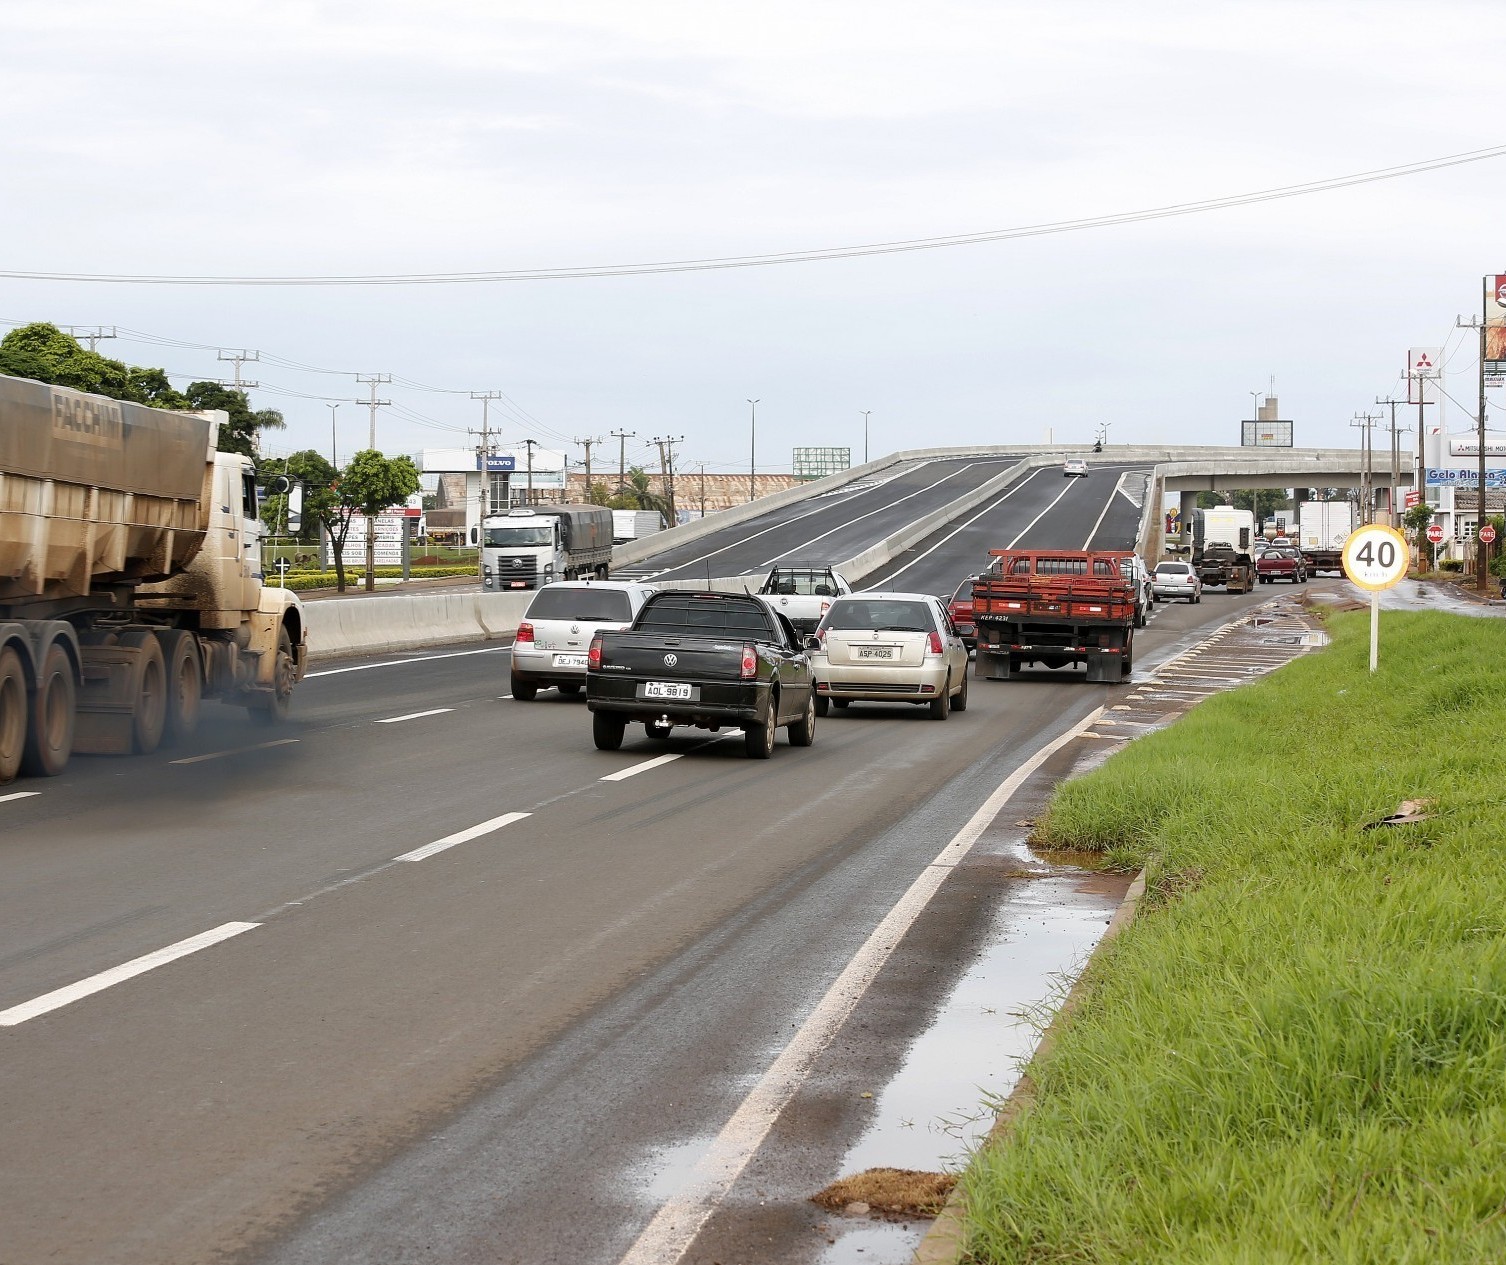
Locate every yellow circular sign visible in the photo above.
<box><xmin>1341</xmin><ymin>524</ymin><xmax>1409</xmax><ymax>591</ymax></box>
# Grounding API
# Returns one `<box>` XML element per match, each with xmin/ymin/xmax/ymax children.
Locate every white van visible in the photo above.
<box><xmin>510</xmin><ymin>580</ymin><xmax>657</xmax><ymax>700</ymax></box>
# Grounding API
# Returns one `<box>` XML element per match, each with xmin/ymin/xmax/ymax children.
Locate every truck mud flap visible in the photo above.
<box><xmin>975</xmin><ymin>646</ymin><xmax>1016</xmax><ymax>681</ymax></box>
<box><xmin>73</xmin><ymin>642</ymin><xmax>159</xmax><ymax>755</ymax></box>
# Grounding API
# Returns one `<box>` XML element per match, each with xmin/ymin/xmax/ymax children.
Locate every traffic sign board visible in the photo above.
<box><xmin>1342</xmin><ymin>525</ymin><xmax>1409</xmax><ymax>591</ymax></box>
<box><xmin>1480</xmin><ymin>524</ymin><xmax>1498</xmax><ymax>544</ymax></box>
<box><xmin>1426</xmin><ymin>524</ymin><xmax>1446</xmax><ymax>544</ymax></box>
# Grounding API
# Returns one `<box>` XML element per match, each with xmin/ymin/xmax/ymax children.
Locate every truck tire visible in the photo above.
<box><xmin>593</xmin><ymin>712</ymin><xmax>626</xmax><ymax>750</ymax></box>
<box><xmin>787</xmin><ymin>690</ymin><xmax>816</xmax><ymax>747</ymax></box>
<box><xmin>0</xmin><ymin>646</ymin><xmax>29</xmax><ymax>784</ymax></box>
<box><xmin>928</xmin><ymin>676</ymin><xmax>951</xmax><ymax>720</ymax></box>
<box><xmin>248</xmin><ymin>625</ymin><xmax>296</xmax><ymax>726</ymax></box>
<box><xmin>119</xmin><ymin>631</ymin><xmax>167</xmax><ymax>755</ymax></box>
<box><xmin>157</xmin><ymin>630</ymin><xmax>202</xmax><ymax>748</ymax></box>
<box><xmin>21</xmin><ymin>641</ymin><xmax>75</xmax><ymax>778</ymax></box>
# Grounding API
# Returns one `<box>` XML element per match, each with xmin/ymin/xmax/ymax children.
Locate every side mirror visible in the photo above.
<box><xmin>804</xmin><ymin>635</ymin><xmax>821</xmax><ymax>652</ymax></box>
<box><xmin>470</xmin><ymin>526</ymin><xmax>478</xmax><ymax>545</ymax></box>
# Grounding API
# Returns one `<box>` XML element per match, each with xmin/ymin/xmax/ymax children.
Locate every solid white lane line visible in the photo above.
<box><xmin>376</xmin><ymin>708</ymin><xmax>454</xmax><ymax>724</ymax></box>
<box><xmin>170</xmin><ymin>739</ymin><xmax>300</xmax><ymax>765</ymax></box>
<box><xmin>1007</xmin><ymin>475</ymin><xmax>1081</xmax><ymax>548</ymax></box>
<box><xmin>395</xmin><ymin>811</ymin><xmax>531</xmax><ymax>863</ymax></box>
<box><xmin>600</xmin><ymin>754</ymin><xmax>683</xmax><ymax>782</ymax></box>
<box><xmin>0</xmin><ymin>922</ymin><xmax>260</xmax><ymax>1027</ymax></box>
<box><xmin>615</xmin><ymin>706</ymin><xmax>1106</xmax><ymax>1265</ymax></box>
<box><xmin>305</xmin><ymin>646</ymin><xmax>509</xmax><ymax>678</ymax></box>
<box><xmin>1078</xmin><ymin>474</ymin><xmax>1123</xmax><ymax>550</ymax></box>
<box><xmin>0</xmin><ymin>791</ymin><xmax>41</xmax><ymax>805</ymax></box>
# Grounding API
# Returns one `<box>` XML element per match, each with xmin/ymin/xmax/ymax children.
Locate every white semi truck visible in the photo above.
<box><xmin>0</xmin><ymin>373</ymin><xmax>307</xmax><ymax>783</ymax></box>
<box><xmin>478</xmin><ymin>504</ymin><xmax>614</xmax><ymax>591</ymax></box>
<box><xmin>1298</xmin><ymin>501</ymin><xmax>1354</xmax><ymax>574</ymax></box>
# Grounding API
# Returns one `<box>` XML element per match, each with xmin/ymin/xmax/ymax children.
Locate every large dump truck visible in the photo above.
<box><xmin>1190</xmin><ymin>506</ymin><xmax>1256</xmax><ymax>593</ymax></box>
<box><xmin>972</xmin><ymin>549</ymin><xmax>1138</xmax><ymax>684</ymax></box>
<box><xmin>0</xmin><ymin>373</ymin><xmax>307</xmax><ymax>783</ymax></box>
<box><xmin>479</xmin><ymin>503</ymin><xmax>614</xmax><ymax>590</ymax></box>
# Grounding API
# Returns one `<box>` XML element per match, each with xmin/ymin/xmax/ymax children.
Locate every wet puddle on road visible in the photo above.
<box><xmin>816</xmin><ymin>861</ymin><xmax>1131</xmax><ymax>1264</ymax></box>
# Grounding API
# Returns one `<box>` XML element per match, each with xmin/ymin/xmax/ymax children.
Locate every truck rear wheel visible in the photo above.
<box><xmin>21</xmin><ymin>641</ymin><xmax>75</xmax><ymax>778</ymax></box>
<box><xmin>157</xmin><ymin>630</ymin><xmax>202</xmax><ymax>747</ymax></box>
<box><xmin>0</xmin><ymin>647</ymin><xmax>28</xmax><ymax>784</ymax></box>
<box><xmin>593</xmin><ymin>712</ymin><xmax>626</xmax><ymax>750</ymax></box>
<box><xmin>119</xmin><ymin>631</ymin><xmax>167</xmax><ymax>754</ymax></box>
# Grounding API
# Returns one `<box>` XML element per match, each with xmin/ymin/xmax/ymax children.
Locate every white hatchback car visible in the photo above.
<box><xmin>811</xmin><ymin>592</ymin><xmax>970</xmax><ymax>719</ymax></box>
<box><xmin>511</xmin><ymin>580</ymin><xmax>657</xmax><ymax>700</ymax></box>
<box><xmin>1063</xmin><ymin>458</ymin><xmax>1089</xmax><ymax>478</ymax></box>
<box><xmin>1151</xmin><ymin>560</ymin><xmax>1202</xmax><ymax>603</ymax></box>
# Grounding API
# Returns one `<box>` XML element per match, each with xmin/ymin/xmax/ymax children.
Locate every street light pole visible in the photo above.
<box><xmin>328</xmin><ymin>403</ymin><xmax>340</xmax><ymax>468</ymax></box>
<box><xmin>747</xmin><ymin>398</ymin><xmax>760</xmax><ymax>502</ymax></box>
<box><xmin>861</xmin><ymin>410</ymin><xmax>871</xmax><ymax>464</ymax></box>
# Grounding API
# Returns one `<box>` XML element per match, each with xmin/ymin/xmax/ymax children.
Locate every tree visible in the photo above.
<box><xmin>1404</xmin><ymin>502</ymin><xmax>1436</xmax><ymax>572</ymax></box>
<box><xmin>340</xmin><ymin>450</ymin><xmax>422</xmax><ymax>592</ymax></box>
<box><xmin>585</xmin><ymin>481</ymin><xmax>613</xmax><ymax>507</ymax></box>
<box><xmin>182</xmin><ymin>381</ymin><xmax>285</xmax><ymax>456</ymax></box>
<box><xmin>0</xmin><ymin>321</ymin><xmax>186</xmax><ymax>406</ymax></box>
<box><xmin>610</xmin><ymin>466</ymin><xmax>670</xmax><ymax>521</ymax></box>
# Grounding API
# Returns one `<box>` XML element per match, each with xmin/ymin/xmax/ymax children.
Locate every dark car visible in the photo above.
<box><xmin>586</xmin><ymin>590</ymin><xmax>816</xmax><ymax>759</ymax></box>
<box><xmin>1256</xmin><ymin>547</ymin><xmax>1307</xmax><ymax>584</ymax></box>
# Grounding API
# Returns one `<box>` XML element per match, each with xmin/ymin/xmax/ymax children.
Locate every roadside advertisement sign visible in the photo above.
<box><xmin>1404</xmin><ymin>489</ymin><xmax>1422</xmax><ymax>509</ymax></box>
<box><xmin>1407</xmin><ymin>347</ymin><xmax>1443</xmax><ymax>405</ymax></box>
<box><xmin>1488</xmin><ymin>275</ymin><xmax>1506</xmax><ymax>366</ymax></box>
<box><xmin>1424</xmin><ymin>467</ymin><xmax>1506</xmax><ymax>487</ymax></box>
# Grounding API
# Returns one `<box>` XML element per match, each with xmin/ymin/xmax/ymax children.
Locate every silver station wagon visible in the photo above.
<box><xmin>810</xmin><ymin>592</ymin><xmax>970</xmax><ymax>719</ymax></box>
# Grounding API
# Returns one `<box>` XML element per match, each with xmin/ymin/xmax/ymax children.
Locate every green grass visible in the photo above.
<box><xmin>269</xmin><ymin>565</ymin><xmax>476</xmax><ymax>591</ymax></box>
<box><xmin>960</xmin><ymin>611</ymin><xmax>1506</xmax><ymax>1263</ymax></box>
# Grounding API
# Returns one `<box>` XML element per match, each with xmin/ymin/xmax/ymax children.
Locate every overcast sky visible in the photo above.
<box><xmin>2</xmin><ymin>1</ymin><xmax>1503</xmax><ymax>476</ymax></box>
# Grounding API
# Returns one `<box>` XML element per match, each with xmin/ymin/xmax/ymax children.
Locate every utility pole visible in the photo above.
<box><xmin>654</xmin><ymin>436</ymin><xmax>684</xmax><ymax>527</ymax></box>
<box><xmin>62</xmin><ymin>325</ymin><xmax>117</xmax><ymax>352</ymax></box>
<box><xmin>217</xmin><ymin>348</ymin><xmax>261</xmax><ymax>393</ymax></box>
<box><xmin>699</xmin><ymin>462</ymin><xmax>707</xmax><ymax>516</ymax></box>
<box><xmin>1375</xmin><ymin>396</ymin><xmax>1407</xmax><ymax>524</ymax></box>
<box><xmin>1351</xmin><ymin>412</ymin><xmax>1380</xmax><ymax>524</ymax></box>
<box><xmin>861</xmin><ymin>410</ymin><xmax>871</xmax><ymax>464</ymax></box>
<box><xmin>1459</xmin><ymin>291</ymin><xmax>1497</xmax><ymax>591</ymax></box>
<box><xmin>471</xmin><ymin>391</ymin><xmax>503</xmax><ymax>520</ymax></box>
<box><xmin>611</xmin><ymin>429</ymin><xmax>636</xmax><ymax>496</ymax></box>
<box><xmin>574</xmin><ymin>436</ymin><xmax>603</xmax><ymax>499</ymax></box>
<box><xmin>522</xmin><ymin>439</ymin><xmax>538</xmax><ymax>505</ymax></box>
<box><xmin>356</xmin><ymin>373</ymin><xmax>393</xmax><ymax>450</ymax></box>
<box><xmin>747</xmin><ymin>398</ymin><xmax>760</xmax><ymax>503</ymax></box>
<box><xmin>354</xmin><ymin>373</ymin><xmax>393</xmax><ymax>591</ymax></box>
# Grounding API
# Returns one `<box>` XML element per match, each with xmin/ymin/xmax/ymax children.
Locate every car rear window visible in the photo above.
<box><xmin>1155</xmin><ymin>564</ymin><xmax>1191</xmax><ymax>576</ymax></box>
<box><xmin>824</xmin><ymin>599</ymin><xmax>934</xmax><ymax>632</ymax></box>
<box><xmin>525</xmin><ymin>588</ymin><xmax>633</xmax><ymax>621</ymax></box>
<box><xmin>634</xmin><ymin>594</ymin><xmax>775</xmax><ymax>639</ymax></box>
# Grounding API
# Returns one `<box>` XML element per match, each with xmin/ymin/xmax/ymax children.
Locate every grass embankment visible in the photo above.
<box><xmin>961</xmin><ymin>611</ymin><xmax>1506</xmax><ymax>1263</ymax></box>
<box><xmin>272</xmin><ymin>566</ymin><xmax>475</xmax><ymax>592</ymax></box>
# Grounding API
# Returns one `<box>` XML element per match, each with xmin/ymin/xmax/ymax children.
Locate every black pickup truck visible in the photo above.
<box><xmin>585</xmin><ymin>590</ymin><xmax>816</xmax><ymax>759</ymax></box>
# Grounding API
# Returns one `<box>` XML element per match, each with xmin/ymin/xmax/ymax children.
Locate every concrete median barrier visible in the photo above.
<box><xmin>305</xmin><ymin>592</ymin><xmax>534</xmax><ymax>661</ymax></box>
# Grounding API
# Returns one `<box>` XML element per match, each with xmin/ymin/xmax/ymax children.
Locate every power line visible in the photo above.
<box><xmin>5</xmin><ymin>143</ymin><xmax>1503</xmax><ymax>286</ymax></box>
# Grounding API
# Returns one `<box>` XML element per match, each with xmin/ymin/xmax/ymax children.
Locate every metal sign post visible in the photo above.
<box><xmin>1342</xmin><ymin>525</ymin><xmax>1409</xmax><ymax>673</ymax></box>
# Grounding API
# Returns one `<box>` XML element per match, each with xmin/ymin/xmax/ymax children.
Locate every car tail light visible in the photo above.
<box><xmin>588</xmin><ymin>635</ymin><xmax>603</xmax><ymax>669</ymax></box>
<box><xmin>741</xmin><ymin>644</ymin><xmax>757</xmax><ymax>678</ymax></box>
<box><xmin>927</xmin><ymin>630</ymin><xmax>944</xmax><ymax>655</ymax></box>
<box><xmin>516</xmin><ymin>621</ymin><xmax>534</xmax><ymax>643</ymax></box>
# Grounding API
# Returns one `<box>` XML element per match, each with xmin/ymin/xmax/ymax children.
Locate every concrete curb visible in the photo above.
<box><xmin>303</xmin><ymin>592</ymin><xmax>533</xmax><ymax>661</ymax></box>
<box><xmin>912</xmin><ymin>869</ymin><xmax>1148</xmax><ymax>1265</ymax></box>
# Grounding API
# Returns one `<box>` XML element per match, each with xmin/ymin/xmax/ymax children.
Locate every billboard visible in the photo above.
<box><xmin>1407</xmin><ymin>346</ymin><xmax>1443</xmax><ymax>405</ymax></box>
<box><xmin>1488</xmin><ymin>275</ymin><xmax>1506</xmax><ymax>366</ymax></box>
<box><xmin>1424</xmin><ymin>467</ymin><xmax>1506</xmax><ymax>488</ymax></box>
<box><xmin>1241</xmin><ymin>420</ymin><xmax>1292</xmax><ymax>447</ymax></box>
<box><xmin>793</xmin><ymin>446</ymin><xmax>851</xmax><ymax>479</ymax></box>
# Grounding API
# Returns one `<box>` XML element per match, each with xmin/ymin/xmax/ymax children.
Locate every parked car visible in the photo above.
<box><xmin>1152</xmin><ymin>560</ymin><xmax>1202</xmax><ymax>603</ymax></box>
<box><xmin>1063</xmin><ymin>458</ymin><xmax>1089</xmax><ymax>478</ymax></box>
<box><xmin>1119</xmin><ymin>554</ymin><xmax>1155</xmax><ymax>627</ymax></box>
<box><xmin>811</xmin><ymin>592</ymin><xmax>970</xmax><ymax>719</ymax></box>
<box><xmin>1256</xmin><ymin>547</ymin><xmax>1307</xmax><ymax>585</ymax></box>
<box><xmin>946</xmin><ymin>577</ymin><xmax>978</xmax><ymax>650</ymax></box>
<box><xmin>511</xmin><ymin>580</ymin><xmax>658</xmax><ymax>700</ymax></box>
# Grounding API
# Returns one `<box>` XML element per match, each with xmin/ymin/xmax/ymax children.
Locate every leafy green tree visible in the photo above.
<box><xmin>610</xmin><ymin>466</ymin><xmax>670</xmax><ymax>520</ymax></box>
<box><xmin>0</xmin><ymin>321</ymin><xmax>186</xmax><ymax>405</ymax></box>
<box><xmin>586</xmin><ymin>481</ymin><xmax>613</xmax><ymax>507</ymax></box>
<box><xmin>1404</xmin><ymin>502</ymin><xmax>1436</xmax><ymax>572</ymax></box>
<box><xmin>182</xmin><ymin>381</ymin><xmax>285</xmax><ymax>456</ymax></box>
<box><xmin>340</xmin><ymin>450</ymin><xmax>422</xmax><ymax>592</ymax></box>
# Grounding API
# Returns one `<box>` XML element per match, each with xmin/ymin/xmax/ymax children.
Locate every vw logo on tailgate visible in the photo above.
<box><xmin>663</xmin><ymin>653</ymin><xmax>678</xmax><ymax>667</ymax></box>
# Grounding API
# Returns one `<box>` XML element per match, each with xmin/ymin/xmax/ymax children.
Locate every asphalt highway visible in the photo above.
<box><xmin>1</xmin><ymin>464</ymin><xmax>1248</xmax><ymax>1265</ymax></box>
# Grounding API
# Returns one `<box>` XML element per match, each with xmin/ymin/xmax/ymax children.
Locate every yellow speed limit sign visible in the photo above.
<box><xmin>1342</xmin><ymin>524</ymin><xmax>1409</xmax><ymax>591</ymax></box>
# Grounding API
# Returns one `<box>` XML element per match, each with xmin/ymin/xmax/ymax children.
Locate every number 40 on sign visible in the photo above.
<box><xmin>1341</xmin><ymin>525</ymin><xmax>1409</xmax><ymax>673</ymax></box>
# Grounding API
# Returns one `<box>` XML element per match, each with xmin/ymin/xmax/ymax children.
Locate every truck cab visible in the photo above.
<box><xmin>480</xmin><ymin>508</ymin><xmax>562</xmax><ymax>590</ymax></box>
